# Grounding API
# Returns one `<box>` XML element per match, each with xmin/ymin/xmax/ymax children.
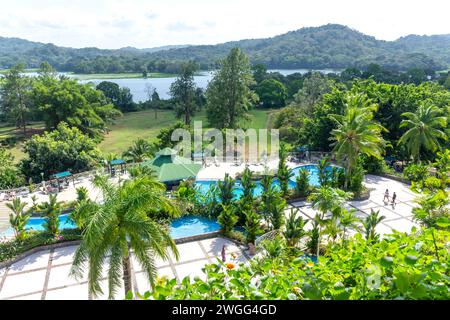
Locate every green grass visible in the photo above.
<box><xmin>69</xmin><ymin>72</ymin><xmax>177</xmax><ymax>80</ymax></box>
<box><xmin>1</xmin><ymin>108</ymin><xmax>275</xmax><ymax>161</ymax></box>
<box><xmin>0</xmin><ymin>122</ymin><xmax>46</xmax><ymax>162</ymax></box>
<box><xmin>99</xmin><ymin>108</ymin><xmax>274</xmax><ymax>156</ymax></box>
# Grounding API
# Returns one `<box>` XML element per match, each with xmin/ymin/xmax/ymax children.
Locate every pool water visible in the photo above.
<box><xmin>195</xmin><ymin>165</ymin><xmax>332</xmax><ymax>198</ymax></box>
<box><xmin>170</xmin><ymin>216</ymin><xmax>221</xmax><ymax>239</ymax></box>
<box><xmin>1</xmin><ymin>165</ymin><xmax>333</xmax><ymax>239</ymax></box>
<box><xmin>1</xmin><ymin>214</ymin><xmax>220</xmax><ymax>240</ymax></box>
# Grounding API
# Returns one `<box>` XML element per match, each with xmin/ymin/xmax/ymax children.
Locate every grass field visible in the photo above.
<box><xmin>99</xmin><ymin>108</ymin><xmax>275</xmax><ymax>155</ymax></box>
<box><xmin>1</xmin><ymin>108</ymin><xmax>276</xmax><ymax>161</ymax></box>
<box><xmin>69</xmin><ymin>72</ymin><xmax>179</xmax><ymax>80</ymax></box>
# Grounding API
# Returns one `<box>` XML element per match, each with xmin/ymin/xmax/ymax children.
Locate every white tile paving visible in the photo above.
<box><xmin>0</xmin><ymin>237</ymin><xmax>248</xmax><ymax>300</ymax></box>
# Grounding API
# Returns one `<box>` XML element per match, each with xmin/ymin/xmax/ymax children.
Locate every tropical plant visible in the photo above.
<box><xmin>6</xmin><ymin>198</ymin><xmax>30</xmax><ymax>241</ymax></box>
<box><xmin>283</xmin><ymin>209</ymin><xmax>307</xmax><ymax>247</ymax></box>
<box><xmin>217</xmin><ymin>174</ymin><xmax>235</xmax><ymax>206</ymax></box>
<box><xmin>403</xmin><ymin>162</ymin><xmax>430</xmax><ymax>183</ymax></box>
<box><xmin>140</xmin><ymin>228</ymin><xmax>450</xmax><ymax>300</ymax></box>
<box><xmin>398</xmin><ymin>104</ymin><xmax>448</xmax><ymax>162</ymax></box>
<box><xmin>330</xmin><ymin>93</ymin><xmax>386</xmax><ymax>189</ymax></box>
<box><xmin>308</xmin><ymin>186</ymin><xmax>353</xmax><ymax>257</ymax></box>
<box><xmin>38</xmin><ymin>194</ymin><xmax>62</xmax><ymax>237</ymax></box>
<box><xmin>317</xmin><ymin>156</ymin><xmax>332</xmax><ymax>186</ymax></box>
<box><xmin>243</xmin><ymin>208</ymin><xmax>262</xmax><ymax>245</ymax></box>
<box><xmin>70</xmin><ymin>174</ymin><xmax>179</xmax><ymax>299</ymax></box>
<box><xmin>295</xmin><ymin>168</ymin><xmax>310</xmax><ymax>197</ymax></box>
<box><xmin>240</xmin><ymin>167</ymin><xmax>255</xmax><ymax>203</ymax></box>
<box><xmin>122</xmin><ymin>138</ymin><xmax>156</xmax><ymax>163</ymax></box>
<box><xmin>261</xmin><ymin>236</ymin><xmax>284</xmax><ymax>259</ymax></box>
<box><xmin>361</xmin><ymin>210</ymin><xmax>386</xmax><ymax>244</ymax></box>
<box><xmin>277</xmin><ymin>144</ymin><xmax>293</xmax><ymax>197</ymax></box>
<box><xmin>217</xmin><ymin>205</ymin><xmax>238</xmax><ymax>236</ymax></box>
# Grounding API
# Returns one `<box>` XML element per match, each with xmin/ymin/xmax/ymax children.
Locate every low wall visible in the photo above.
<box><xmin>376</xmin><ymin>173</ymin><xmax>411</xmax><ymax>185</ymax></box>
<box><xmin>0</xmin><ymin>240</ymin><xmax>81</xmax><ymax>270</ymax></box>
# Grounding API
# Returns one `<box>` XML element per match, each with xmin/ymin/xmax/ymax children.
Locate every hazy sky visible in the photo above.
<box><xmin>0</xmin><ymin>0</ymin><xmax>449</xmax><ymax>49</ymax></box>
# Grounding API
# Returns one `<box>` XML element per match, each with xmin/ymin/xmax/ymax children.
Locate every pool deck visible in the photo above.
<box><xmin>0</xmin><ymin>163</ymin><xmax>434</xmax><ymax>300</ymax></box>
<box><xmin>0</xmin><ymin>237</ymin><xmax>249</xmax><ymax>300</ymax></box>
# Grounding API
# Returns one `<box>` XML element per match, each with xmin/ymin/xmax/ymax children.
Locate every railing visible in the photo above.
<box><xmin>255</xmin><ymin>229</ymin><xmax>280</xmax><ymax>248</ymax></box>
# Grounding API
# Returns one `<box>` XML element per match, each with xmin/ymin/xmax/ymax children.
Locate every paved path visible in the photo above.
<box><xmin>0</xmin><ymin>237</ymin><xmax>248</xmax><ymax>300</ymax></box>
<box><xmin>289</xmin><ymin>174</ymin><xmax>421</xmax><ymax>236</ymax></box>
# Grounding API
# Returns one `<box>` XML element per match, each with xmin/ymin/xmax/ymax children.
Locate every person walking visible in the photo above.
<box><xmin>391</xmin><ymin>192</ymin><xmax>397</xmax><ymax>209</ymax></box>
<box><xmin>383</xmin><ymin>189</ymin><xmax>390</xmax><ymax>204</ymax></box>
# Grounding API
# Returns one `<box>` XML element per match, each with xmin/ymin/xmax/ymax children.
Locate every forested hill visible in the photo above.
<box><xmin>1</xmin><ymin>24</ymin><xmax>450</xmax><ymax>73</ymax></box>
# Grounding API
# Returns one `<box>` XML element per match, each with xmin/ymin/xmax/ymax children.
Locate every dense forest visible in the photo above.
<box><xmin>1</xmin><ymin>24</ymin><xmax>450</xmax><ymax>74</ymax></box>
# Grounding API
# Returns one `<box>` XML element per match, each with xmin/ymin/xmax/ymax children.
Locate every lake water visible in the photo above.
<box><xmin>8</xmin><ymin>69</ymin><xmax>340</xmax><ymax>102</ymax></box>
<box><xmin>77</xmin><ymin>69</ymin><xmax>340</xmax><ymax>102</ymax></box>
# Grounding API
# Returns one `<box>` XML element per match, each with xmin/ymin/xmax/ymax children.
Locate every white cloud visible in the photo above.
<box><xmin>0</xmin><ymin>0</ymin><xmax>448</xmax><ymax>49</ymax></box>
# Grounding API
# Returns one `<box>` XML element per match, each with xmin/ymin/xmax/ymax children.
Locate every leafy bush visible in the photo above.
<box><xmin>20</xmin><ymin>122</ymin><xmax>102</xmax><ymax>181</ymax></box>
<box><xmin>0</xmin><ymin>229</ymin><xmax>81</xmax><ymax>263</ymax></box>
<box><xmin>138</xmin><ymin>228</ymin><xmax>450</xmax><ymax>300</ymax></box>
<box><xmin>295</xmin><ymin>169</ymin><xmax>310</xmax><ymax>198</ymax></box>
<box><xmin>403</xmin><ymin>163</ymin><xmax>429</xmax><ymax>183</ymax></box>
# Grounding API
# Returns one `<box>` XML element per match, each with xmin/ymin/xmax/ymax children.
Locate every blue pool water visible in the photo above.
<box><xmin>1</xmin><ymin>165</ymin><xmax>332</xmax><ymax>239</ymax></box>
<box><xmin>2</xmin><ymin>214</ymin><xmax>220</xmax><ymax>240</ymax></box>
<box><xmin>195</xmin><ymin>165</ymin><xmax>331</xmax><ymax>198</ymax></box>
<box><xmin>170</xmin><ymin>216</ymin><xmax>221</xmax><ymax>239</ymax></box>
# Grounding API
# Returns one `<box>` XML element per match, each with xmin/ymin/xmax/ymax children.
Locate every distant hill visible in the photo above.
<box><xmin>0</xmin><ymin>24</ymin><xmax>449</xmax><ymax>72</ymax></box>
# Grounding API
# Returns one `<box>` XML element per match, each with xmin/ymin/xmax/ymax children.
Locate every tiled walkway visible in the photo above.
<box><xmin>0</xmin><ymin>237</ymin><xmax>249</xmax><ymax>300</ymax></box>
<box><xmin>289</xmin><ymin>174</ymin><xmax>421</xmax><ymax>236</ymax></box>
<box><xmin>0</xmin><ymin>174</ymin><xmax>424</xmax><ymax>300</ymax></box>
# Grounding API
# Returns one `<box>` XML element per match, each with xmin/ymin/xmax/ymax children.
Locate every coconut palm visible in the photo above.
<box><xmin>6</xmin><ymin>198</ymin><xmax>30</xmax><ymax>241</ymax></box>
<box><xmin>308</xmin><ymin>186</ymin><xmax>353</xmax><ymax>257</ymax></box>
<box><xmin>330</xmin><ymin>93</ymin><xmax>386</xmax><ymax>189</ymax></box>
<box><xmin>39</xmin><ymin>194</ymin><xmax>62</xmax><ymax>236</ymax></box>
<box><xmin>122</xmin><ymin>139</ymin><xmax>156</xmax><ymax>163</ymax></box>
<box><xmin>283</xmin><ymin>209</ymin><xmax>307</xmax><ymax>247</ymax></box>
<box><xmin>70</xmin><ymin>174</ymin><xmax>179</xmax><ymax>299</ymax></box>
<box><xmin>398</xmin><ymin>104</ymin><xmax>448</xmax><ymax>162</ymax></box>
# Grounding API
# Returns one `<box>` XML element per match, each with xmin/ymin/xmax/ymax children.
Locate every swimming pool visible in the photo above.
<box><xmin>1</xmin><ymin>214</ymin><xmax>220</xmax><ymax>240</ymax></box>
<box><xmin>195</xmin><ymin>164</ymin><xmax>333</xmax><ymax>198</ymax></box>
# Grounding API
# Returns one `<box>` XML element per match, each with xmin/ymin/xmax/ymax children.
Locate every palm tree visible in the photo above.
<box><xmin>70</xmin><ymin>174</ymin><xmax>179</xmax><ymax>299</ymax></box>
<box><xmin>398</xmin><ymin>104</ymin><xmax>448</xmax><ymax>162</ymax></box>
<box><xmin>361</xmin><ymin>210</ymin><xmax>386</xmax><ymax>244</ymax></box>
<box><xmin>283</xmin><ymin>209</ymin><xmax>307</xmax><ymax>247</ymax></box>
<box><xmin>308</xmin><ymin>186</ymin><xmax>352</xmax><ymax>257</ymax></box>
<box><xmin>338</xmin><ymin>209</ymin><xmax>359</xmax><ymax>244</ymax></box>
<box><xmin>330</xmin><ymin>93</ymin><xmax>386</xmax><ymax>189</ymax></box>
<box><xmin>39</xmin><ymin>194</ymin><xmax>62</xmax><ymax>236</ymax></box>
<box><xmin>123</xmin><ymin>139</ymin><xmax>156</xmax><ymax>163</ymax></box>
<box><xmin>6</xmin><ymin>198</ymin><xmax>30</xmax><ymax>241</ymax></box>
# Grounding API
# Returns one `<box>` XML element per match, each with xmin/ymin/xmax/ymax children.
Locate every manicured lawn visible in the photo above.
<box><xmin>1</xmin><ymin>108</ymin><xmax>275</xmax><ymax>160</ymax></box>
<box><xmin>0</xmin><ymin>122</ymin><xmax>46</xmax><ymax>162</ymax></box>
<box><xmin>98</xmin><ymin>108</ymin><xmax>274</xmax><ymax>156</ymax></box>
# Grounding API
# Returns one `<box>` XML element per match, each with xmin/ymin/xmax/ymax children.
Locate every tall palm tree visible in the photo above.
<box><xmin>39</xmin><ymin>194</ymin><xmax>62</xmax><ymax>236</ymax></box>
<box><xmin>70</xmin><ymin>174</ymin><xmax>179</xmax><ymax>299</ymax></box>
<box><xmin>308</xmin><ymin>186</ymin><xmax>352</xmax><ymax>257</ymax></box>
<box><xmin>283</xmin><ymin>209</ymin><xmax>307</xmax><ymax>247</ymax></box>
<box><xmin>6</xmin><ymin>198</ymin><xmax>30</xmax><ymax>241</ymax></box>
<box><xmin>330</xmin><ymin>93</ymin><xmax>386</xmax><ymax>189</ymax></box>
<box><xmin>123</xmin><ymin>139</ymin><xmax>156</xmax><ymax>163</ymax></box>
<box><xmin>398</xmin><ymin>104</ymin><xmax>448</xmax><ymax>162</ymax></box>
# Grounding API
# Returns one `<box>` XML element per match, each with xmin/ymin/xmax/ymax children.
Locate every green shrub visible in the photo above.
<box><xmin>138</xmin><ymin>228</ymin><xmax>450</xmax><ymax>300</ymax></box>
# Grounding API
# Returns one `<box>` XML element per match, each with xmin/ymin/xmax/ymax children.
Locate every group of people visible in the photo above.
<box><xmin>383</xmin><ymin>189</ymin><xmax>397</xmax><ymax>208</ymax></box>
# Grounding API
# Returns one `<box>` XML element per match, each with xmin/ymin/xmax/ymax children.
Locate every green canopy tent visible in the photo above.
<box><xmin>109</xmin><ymin>159</ymin><xmax>126</xmax><ymax>176</ymax></box>
<box><xmin>141</xmin><ymin>148</ymin><xmax>202</xmax><ymax>187</ymax></box>
<box><xmin>51</xmin><ymin>171</ymin><xmax>74</xmax><ymax>192</ymax></box>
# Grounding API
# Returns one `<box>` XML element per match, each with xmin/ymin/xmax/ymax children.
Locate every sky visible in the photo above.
<box><xmin>0</xmin><ymin>0</ymin><xmax>449</xmax><ymax>49</ymax></box>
